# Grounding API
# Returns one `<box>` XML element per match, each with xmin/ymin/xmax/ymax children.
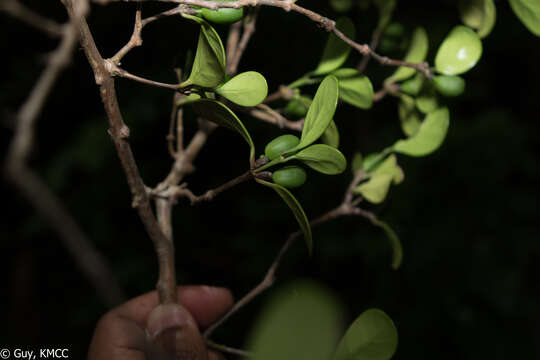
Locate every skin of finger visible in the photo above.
<box><xmin>114</xmin><ymin>285</ymin><xmax>233</xmax><ymax>329</ymax></box>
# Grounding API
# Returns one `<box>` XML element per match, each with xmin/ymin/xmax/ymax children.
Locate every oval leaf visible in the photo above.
<box><xmin>249</xmin><ymin>281</ymin><xmax>342</xmax><ymax>360</ymax></box>
<box><xmin>180</xmin><ymin>14</ymin><xmax>226</xmax><ymax>88</ymax></box>
<box><xmin>312</xmin><ymin>17</ymin><xmax>356</xmax><ymax>76</ymax></box>
<box><xmin>353</xmin><ymin>154</ymin><xmax>403</xmax><ymax>204</ymax></box>
<box><xmin>290</xmin><ymin>144</ymin><xmax>347</xmax><ymax>175</ymax></box>
<box><xmin>393</xmin><ymin>107</ymin><xmax>450</xmax><ymax>157</ymax></box>
<box><xmin>321</xmin><ymin>120</ymin><xmax>340</xmax><ymax>148</ymax></box>
<box><xmin>255</xmin><ymin>179</ymin><xmax>312</xmax><ymax>254</ymax></box>
<box><xmin>216</xmin><ymin>71</ymin><xmax>268</xmax><ymax>107</ymax></box>
<box><xmin>332</xmin><ymin>68</ymin><xmax>374</xmax><ymax>109</ymax></box>
<box><xmin>288</xmin><ymin>75</ymin><xmax>339</xmax><ymax>154</ymax></box>
<box><xmin>458</xmin><ymin>0</ymin><xmax>496</xmax><ymax>38</ymax></box>
<box><xmin>509</xmin><ymin>0</ymin><xmax>540</xmax><ymax>36</ymax></box>
<box><xmin>333</xmin><ymin>309</ymin><xmax>398</xmax><ymax>360</ymax></box>
<box><xmin>192</xmin><ymin>99</ymin><xmax>254</xmax><ymax>161</ymax></box>
<box><xmin>435</xmin><ymin>25</ymin><xmax>482</xmax><ymax>75</ymax></box>
<box><xmin>385</xmin><ymin>27</ymin><xmax>428</xmax><ymax>84</ymax></box>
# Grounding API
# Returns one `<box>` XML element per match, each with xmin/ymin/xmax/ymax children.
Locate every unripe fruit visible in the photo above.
<box><xmin>272</xmin><ymin>166</ymin><xmax>307</xmax><ymax>189</ymax></box>
<box><xmin>264</xmin><ymin>134</ymin><xmax>300</xmax><ymax>160</ymax></box>
<box><xmin>284</xmin><ymin>96</ymin><xmax>312</xmax><ymax>118</ymax></box>
<box><xmin>433</xmin><ymin>75</ymin><xmax>466</xmax><ymax>97</ymax></box>
<box><xmin>201</xmin><ymin>0</ymin><xmax>244</xmax><ymax>25</ymax></box>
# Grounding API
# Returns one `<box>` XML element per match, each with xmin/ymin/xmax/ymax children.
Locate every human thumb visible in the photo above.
<box><xmin>146</xmin><ymin>303</ymin><xmax>208</xmax><ymax>360</ymax></box>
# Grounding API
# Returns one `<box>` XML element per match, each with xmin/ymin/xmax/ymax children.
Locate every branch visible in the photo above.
<box><xmin>226</xmin><ymin>21</ymin><xmax>242</xmax><ymax>74</ymax></box>
<box><xmin>62</xmin><ymin>0</ymin><xmax>178</xmax><ymax>304</ymax></box>
<box><xmin>5</xmin><ymin>0</ymin><xmax>124</xmax><ymax>308</ymax></box>
<box><xmin>93</xmin><ymin>0</ymin><xmax>432</xmax><ymax>77</ymax></box>
<box><xmin>248</xmin><ymin>106</ymin><xmax>303</xmax><ymax>131</ymax></box>
<box><xmin>206</xmin><ymin>340</ymin><xmax>252</xmax><ymax>358</ymax></box>
<box><xmin>0</xmin><ymin>0</ymin><xmax>64</xmax><ymax>37</ymax></box>
<box><xmin>228</xmin><ymin>7</ymin><xmax>260</xmax><ymax>75</ymax></box>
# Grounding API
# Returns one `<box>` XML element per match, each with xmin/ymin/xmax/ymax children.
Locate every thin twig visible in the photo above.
<box><xmin>248</xmin><ymin>108</ymin><xmax>303</xmax><ymax>131</ymax></box>
<box><xmin>0</xmin><ymin>0</ymin><xmax>64</xmax><ymax>37</ymax></box>
<box><xmin>226</xmin><ymin>21</ymin><xmax>242</xmax><ymax>74</ymax></box>
<box><xmin>229</xmin><ymin>6</ymin><xmax>260</xmax><ymax>75</ymax></box>
<box><xmin>62</xmin><ymin>0</ymin><xmax>177</xmax><ymax>304</ymax></box>
<box><xmin>357</xmin><ymin>23</ymin><xmax>385</xmax><ymax>73</ymax></box>
<box><xmin>93</xmin><ymin>0</ymin><xmax>432</xmax><ymax>77</ymax></box>
<box><xmin>206</xmin><ymin>340</ymin><xmax>252</xmax><ymax>357</ymax></box>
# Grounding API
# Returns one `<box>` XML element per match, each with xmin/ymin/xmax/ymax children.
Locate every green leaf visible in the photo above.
<box><xmin>393</xmin><ymin>107</ymin><xmax>450</xmax><ymax>157</ymax></box>
<box><xmin>192</xmin><ymin>99</ymin><xmax>255</xmax><ymax>161</ymax></box>
<box><xmin>509</xmin><ymin>0</ymin><xmax>540</xmax><ymax>36</ymax></box>
<box><xmin>459</xmin><ymin>0</ymin><xmax>496</xmax><ymax>38</ymax></box>
<box><xmin>332</xmin><ymin>68</ymin><xmax>374</xmax><ymax>109</ymax></box>
<box><xmin>353</xmin><ymin>154</ymin><xmax>403</xmax><ymax>204</ymax></box>
<box><xmin>289</xmin><ymin>144</ymin><xmax>347</xmax><ymax>175</ymax></box>
<box><xmin>333</xmin><ymin>309</ymin><xmax>398</xmax><ymax>360</ymax></box>
<box><xmin>385</xmin><ymin>27</ymin><xmax>428</xmax><ymax>84</ymax></box>
<box><xmin>313</xmin><ymin>17</ymin><xmax>356</xmax><ymax>76</ymax></box>
<box><xmin>288</xmin><ymin>75</ymin><xmax>340</xmax><ymax>154</ymax></box>
<box><xmin>255</xmin><ymin>179</ymin><xmax>312</xmax><ymax>254</ymax></box>
<box><xmin>216</xmin><ymin>71</ymin><xmax>268</xmax><ymax>107</ymax></box>
<box><xmin>373</xmin><ymin>220</ymin><xmax>403</xmax><ymax>269</ymax></box>
<box><xmin>434</xmin><ymin>25</ymin><xmax>482</xmax><ymax>75</ymax></box>
<box><xmin>249</xmin><ymin>281</ymin><xmax>342</xmax><ymax>360</ymax></box>
<box><xmin>321</xmin><ymin>120</ymin><xmax>340</xmax><ymax>148</ymax></box>
<box><xmin>374</xmin><ymin>0</ymin><xmax>397</xmax><ymax>32</ymax></box>
<box><xmin>180</xmin><ymin>14</ymin><xmax>226</xmax><ymax>88</ymax></box>
<box><xmin>398</xmin><ymin>95</ymin><xmax>421</xmax><ymax>136</ymax></box>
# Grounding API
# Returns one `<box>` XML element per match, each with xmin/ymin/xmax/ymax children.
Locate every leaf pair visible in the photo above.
<box><xmin>258</xmin><ymin>76</ymin><xmax>345</xmax><ymax>254</ymax></box>
<box><xmin>354</xmin><ymin>154</ymin><xmax>403</xmax><ymax>204</ymax></box>
<box><xmin>248</xmin><ymin>281</ymin><xmax>398</xmax><ymax>360</ymax></box>
<box><xmin>181</xmin><ymin>14</ymin><xmax>268</xmax><ymax>107</ymax></box>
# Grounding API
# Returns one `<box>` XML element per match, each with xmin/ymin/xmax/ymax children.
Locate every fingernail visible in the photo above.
<box><xmin>146</xmin><ymin>304</ymin><xmax>198</xmax><ymax>340</ymax></box>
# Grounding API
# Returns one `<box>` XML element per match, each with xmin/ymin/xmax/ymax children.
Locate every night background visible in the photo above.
<box><xmin>1</xmin><ymin>0</ymin><xmax>539</xmax><ymax>358</ymax></box>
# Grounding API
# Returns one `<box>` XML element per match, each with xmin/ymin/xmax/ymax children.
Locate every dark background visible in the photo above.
<box><xmin>1</xmin><ymin>0</ymin><xmax>539</xmax><ymax>358</ymax></box>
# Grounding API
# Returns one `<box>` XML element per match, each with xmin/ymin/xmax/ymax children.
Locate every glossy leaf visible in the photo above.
<box><xmin>374</xmin><ymin>0</ymin><xmax>397</xmax><ymax>32</ymax></box>
<box><xmin>509</xmin><ymin>0</ymin><xmax>540</xmax><ymax>36</ymax></box>
<box><xmin>288</xmin><ymin>76</ymin><xmax>339</xmax><ymax>153</ymax></box>
<box><xmin>332</xmin><ymin>68</ymin><xmax>374</xmax><ymax>109</ymax></box>
<box><xmin>192</xmin><ymin>99</ymin><xmax>254</xmax><ymax>160</ymax></box>
<box><xmin>290</xmin><ymin>144</ymin><xmax>347</xmax><ymax>175</ymax></box>
<box><xmin>435</xmin><ymin>25</ymin><xmax>482</xmax><ymax>75</ymax></box>
<box><xmin>373</xmin><ymin>220</ymin><xmax>403</xmax><ymax>269</ymax></box>
<box><xmin>393</xmin><ymin>107</ymin><xmax>450</xmax><ymax>157</ymax></box>
<box><xmin>180</xmin><ymin>14</ymin><xmax>226</xmax><ymax>88</ymax></box>
<box><xmin>321</xmin><ymin>120</ymin><xmax>340</xmax><ymax>148</ymax></box>
<box><xmin>398</xmin><ymin>95</ymin><xmax>421</xmax><ymax>136</ymax></box>
<box><xmin>312</xmin><ymin>17</ymin><xmax>356</xmax><ymax>76</ymax></box>
<box><xmin>249</xmin><ymin>281</ymin><xmax>342</xmax><ymax>360</ymax></box>
<box><xmin>216</xmin><ymin>71</ymin><xmax>268</xmax><ymax>107</ymax></box>
<box><xmin>385</xmin><ymin>27</ymin><xmax>428</xmax><ymax>84</ymax></box>
<box><xmin>256</xmin><ymin>179</ymin><xmax>312</xmax><ymax>254</ymax></box>
<box><xmin>333</xmin><ymin>309</ymin><xmax>398</xmax><ymax>360</ymax></box>
<box><xmin>459</xmin><ymin>0</ymin><xmax>496</xmax><ymax>38</ymax></box>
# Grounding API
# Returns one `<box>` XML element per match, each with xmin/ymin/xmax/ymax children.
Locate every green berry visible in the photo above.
<box><xmin>264</xmin><ymin>134</ymin><xmax>300</xmax><ymax>160</ymax></box>
<box><xmin>433</xmin><ymin>75</ymin><xmax>466</xmax><ymax>97</ymax></box>
<box><xmin>272</xmin><ymin>166</ymin><xmax>307</xmax><ymax>189</ymax></box>
<box><xmin>200</xmin><ymin>0</ymin><xmax>244</xmax><ymax>25</ymax></box>
<box><xmin>284</xmin><ymin>96</ymin><xmax>312</xmax><ymax>118</ymax></box>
